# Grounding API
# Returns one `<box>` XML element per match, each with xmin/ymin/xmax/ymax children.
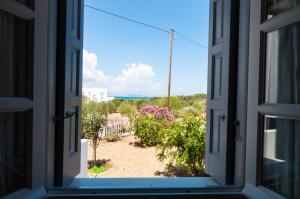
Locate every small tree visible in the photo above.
<box><xmin>81</xmin><ymin>101</ymin><xmax>107</xmax><ymax>166</ymax></box>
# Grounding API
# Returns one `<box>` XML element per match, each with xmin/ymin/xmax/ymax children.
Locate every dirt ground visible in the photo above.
<box><xmin>87</xmin><ymin>135</ymin><xmax>169</xmax><ymax>178</ymax></box>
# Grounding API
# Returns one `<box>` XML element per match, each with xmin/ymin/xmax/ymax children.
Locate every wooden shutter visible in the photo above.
<box><xmin>55</xmin><ymin>0</ymin><xmax>84</xmax><ymax>186</ymax></box>
<box><xmin>205</xmin><ymin>0</ymin><xmax>238</xmax><ymax>185</ymax></box>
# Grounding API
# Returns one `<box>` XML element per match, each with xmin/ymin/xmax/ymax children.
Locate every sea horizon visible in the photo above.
<box><xmin>111</xmin><ymin>93</ymin><xmax>207</xmax><ymax>100</ymax></box>
<box><xmin>112</xmin><ymin>96</ymin><xmax>153</xmax><ymax>100</ymax></box>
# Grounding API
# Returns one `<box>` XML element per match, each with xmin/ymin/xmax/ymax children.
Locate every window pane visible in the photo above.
<box><xmin>265</xmin><ymin>21</ymin><xmax>300</xmax><ymax>104</ymax></box>
<box><xmin>0</xmin><ymin>10</ymin><xmax>33</xmax><ymax>98</ymax></box>
<box><xmin>262</xmin><ymin>116</ymin><xmax>300</xmax><ymax>199</ymax></box>
<box><xmin>0</xmin><ymin>111</ymin><xmax>31</xmax><ymax>197</ymax></box>
<box><xmin>267</xmin><ymin>0</ymin><xmax>300</xmax><ymax>19</ymax></box>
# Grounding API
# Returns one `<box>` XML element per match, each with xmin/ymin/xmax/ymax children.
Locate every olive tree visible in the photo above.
<box><xmin>81</xmin><ymin>100</ymin><xmax>107</xmax><ymax>166</ymax></box>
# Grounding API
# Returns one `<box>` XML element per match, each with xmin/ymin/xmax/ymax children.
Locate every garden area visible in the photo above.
<box><xmin>81</xmin><ymin>94</ymin><xmax>207</xmax><ymax>177</ymax></box>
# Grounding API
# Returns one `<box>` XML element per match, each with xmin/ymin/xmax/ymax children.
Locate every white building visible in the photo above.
<box><xmin>82</xmin><ymin>88</ymin><xmax>115</xmax><ymax>102</ymax></box>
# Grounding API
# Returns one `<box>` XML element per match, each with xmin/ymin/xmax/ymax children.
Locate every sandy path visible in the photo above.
<box><xmin>87</xmin><ymin>135</ymin><xmax>169</xmax><ymax>178</ymax></box>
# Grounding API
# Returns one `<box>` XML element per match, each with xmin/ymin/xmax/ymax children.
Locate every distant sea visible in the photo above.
<box><xmin>113</xmin><ymin>96</ymin><xmax>153</xmax><ymax>100</ymax></box>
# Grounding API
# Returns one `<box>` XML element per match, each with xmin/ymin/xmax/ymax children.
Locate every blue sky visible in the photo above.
<box><xmin>83</xmin><ymin>0</ymin><xmax>209</xmax><ymax>97</ymax></box>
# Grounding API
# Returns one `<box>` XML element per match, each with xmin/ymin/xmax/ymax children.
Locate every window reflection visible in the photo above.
<box><xmin>265</xmin><ymin>21</ymin><xmax>300</xmax><ymax>104</ymax></box>
<box><xmin>267</xmin><ymin>0</ymin><xmax>300</xmax><ymax>19</ymax></box>
<box><xmin>262</xmin><ymin>116</ymin><xmax>300</xmax><ymax>199</ymax></box>
<box><xmin>0</xmin><ymin>10</ymin><xmax>33</xmax><ymax>98</ymax></box>
<box><xmin>0</xmin><ymin>111</ymin><xmax>31</xmax><ymax>197</ymax></box>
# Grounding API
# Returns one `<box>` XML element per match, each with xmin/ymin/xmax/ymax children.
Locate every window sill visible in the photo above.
<box><xmin>47</xmin><ymin>178</ymin><xmax>247</xmax><ymax>198</ymax></box>
<box><xmin>68</xmin><ymin>177</ymin><xmax>219</xmax><ymax>189</ymax></box>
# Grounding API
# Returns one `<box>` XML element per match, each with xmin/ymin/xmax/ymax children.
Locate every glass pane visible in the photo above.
<box><xmin>0</xmin><ymin>9</ymin><xmax>33</xmax><ymax>98</ymax></box>
<box><xmin>265</xmin><ymin>21</ymin><xmax>300</xmax><ymax>104</ymax></box>
<box><xmin>267</xmin><ymin>0</ymin><xmax>300</xmax><ymax>19</ymax></box>
<box><xmin>0</xmin><ymin>111</ymin><xmax>31</xmax><ymax>197</ymax></box>
<box><xmin>262</xmin><ymin>116</ymin><xmax>300</xmax><ymax>199</ymax></box>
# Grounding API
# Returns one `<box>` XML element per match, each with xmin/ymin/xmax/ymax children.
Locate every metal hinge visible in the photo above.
<box><xmin>233</xmin><ymin>120</ymin><xmax>241</xmax><ymax>141</ymax></box>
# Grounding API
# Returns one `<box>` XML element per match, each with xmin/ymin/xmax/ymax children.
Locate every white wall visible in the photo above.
<box><xmin>76</xmin><ymin>139</ymin><xmax>88</xmax><ymax>178</ymax></box>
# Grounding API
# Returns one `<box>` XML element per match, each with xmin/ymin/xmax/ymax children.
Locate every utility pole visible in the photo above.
<box><xmin>167</xmin><ymin>29</ymin><xmax>174</xmax><ymax>110</ymax></box>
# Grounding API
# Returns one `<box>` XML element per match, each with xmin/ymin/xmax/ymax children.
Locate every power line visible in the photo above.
<box><xmin>174</xmin><ymin>31</ymin><xmax>208</xmax><ymax>49</ymax></box>
<box><xmin>85</xmin><ymin>4</ymin><xmax>208</xmax><ymax>49</ymax></box>
<box><xmin>85</xmin><ymin>4</ymin><xmax>170</xmax><ymax>34</ymax></box>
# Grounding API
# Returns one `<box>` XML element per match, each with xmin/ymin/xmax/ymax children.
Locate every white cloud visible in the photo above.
<box><xmin>82</xmin><ymin>49</ymin><xmax>161</xmax><ymax>96</ymax></box>
<box><xmin>82</xmin><ymin>49</ymin><xmax>111</xmax><ymax>86</ymax></box>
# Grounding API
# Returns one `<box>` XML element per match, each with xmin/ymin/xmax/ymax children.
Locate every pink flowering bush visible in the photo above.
<box><xmin>139</xmin><ymin>105</ymin><xmax>174</xmax><ymax>121</ymax></box>
<box><xmin>133</xmin><ymin>106</ymin><xmax>174</xmax><ymax>146</ymax></box>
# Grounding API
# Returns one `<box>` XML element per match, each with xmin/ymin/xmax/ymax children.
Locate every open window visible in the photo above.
<box><xmin>54</xmin><ymin>0</ymin><xmax>84</xmax><ymax>186</ymax></box>
<box><xmin>49</xmin><ymin>0</ymin><xmax>245</xmax><ymax>191</ymax></box>
<box><xmin>2</xmin><ymin>0</ymin><xmax>300</xmax><ymax>198</ymax></box>
<box><xmin>205</xmin><ymin>0</ymin><xmax>239</xmax><ymax>185</ymax></box>
<box><xmin>53</xmin><ymin>0</ymin><xmax>246</xmax><ymax>188</ymax></box>
<box><xmin>1</xmin><ymin>0</ymin><xmax>245</xmax><ymax>198</ymax></box>
<box><xmin>245</xmin><ymin>0</ymin><xmax>300</xmax><ymax>198</ymax></box>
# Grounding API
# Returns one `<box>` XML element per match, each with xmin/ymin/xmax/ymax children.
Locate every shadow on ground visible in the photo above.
<box><xmin>129</xmin><ymin>141</ymin><xmax>146</xmax><ymax>148</ymax></box>
<box><xmin>88</xmin><ymin>159</ymin><xmax>111</xmax><ymax>169</ymax></box>
<box><xmin>155</xmin><ymin>164</ymin><xmax>209</xmax><ymax>177</ymax></box>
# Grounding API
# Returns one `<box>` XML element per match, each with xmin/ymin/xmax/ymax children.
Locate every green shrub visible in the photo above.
<box><xmin>179</xmin><ymin>106</ymin><xmax>200</xmax><ymax>116</ymax></box>
<box><xmin>107</xmin><ymin>102</ymin><xmax>117</xmax><ymax>114</ymax></box>
<box><xmin>192</xmin><ymin>100</ymin><xmax>207</xmax><ymax>113</ymax></box>
<box><xmin>193</xmin><ymin>93</ymin><xmax>207</xmax><ymax>99</ymax></box>
<box><xmin>82</xmin><ymin>100</ymin><xmax>108</xmax><ymax>117</ymax></box>
<box><xmin>136</xmin><ymin>99</ymin><xmax>149</xmax><ymax>110</ymax></box>
<box><xmin>120</xmin><ymin>125</ymin><xmax>128</xmax><ymax>134</ymax></box>
<box><xmin>106</xmin><ymin>131</ymin><xmax>120</xmax><ymax>142</ymax></box>
<box><xmin>133</xmin><ymin>114</ymin><xmax>166</xmax><ymax>146</ymax></box>
<box><xmin>154</xmin><ymin>96</ymin><xmax>184</xmax><ymax>111</ymax></box>
<box><xmin>90</xmin><ymin>165</ymin><xmax>107</xmax><ymax>174</ymax></box>
<box><xmin>117</xmin><ymin>102</ymin><xmax>137</xmax><ymax>117</ymax></box>
<box><xmin>158</xmin><ymin>114</ymin><xmax>206</xmax><ymax>176</ymax></box>
<box><xmin>111</xmin><ymin>99</ymin><xmax>124</xmax><ymax>109</ymax></box>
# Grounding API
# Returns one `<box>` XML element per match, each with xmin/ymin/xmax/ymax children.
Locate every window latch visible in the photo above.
<box><xmin>53</xmin><ymin>110</ymin><xmax>76</xmax><ymax>122</ymax></box>
<box><xmin>233</xmin><ymin>120</ymin><xmax>241</xmax><ymax>141</ymax></box>
<box><xmin>219</xmin><ymin>114</ymin><xmax>226</xmax><ymax>121</ymax></box>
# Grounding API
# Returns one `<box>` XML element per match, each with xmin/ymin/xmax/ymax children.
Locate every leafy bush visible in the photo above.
<box><xmin>158</xmin><ymin>114</ymin><xmax>206</xmax><ymax>176</ymax></box>
<box><xmin>192</xmin><ymin>100</ymin><xmax>206</xmax><ymax>114</ymax></box>
<box><xmin>107</xmin><ymin>102</ymin><xmax>117</xmax><ymax>114</ymax></box>
<box><xmin>82</xmin><ymin>100</ymin><xmax>108</xmax><ymax>117</ymax></box>
<box><xmin>111</xmin><ymin>99</ymin><xmax>123</xmax><ymax>109</ymax></box>
<box><xmin>90</xmin><ymin>165</ymin><xmax>107</xmax><ymax>174</ymax></box>
<box><xmin>193</xmin><ymin>93</ymin><xmax>207</xmax><ymax>100</ymax></box>
<box><xmin>133</xmin><ymin>115</ymin><xmax>165</xmax><ymax>146</ymax></box>
<box><xmin>155</xmin><ymin>96</ymin><xmax>184</xmax><ymax>111</ymax></box>
<box><xmin>135</xmin><ymin>99</ymin><xmax>148</xmax><ymax>110</ymax></box>
<box><xmin>106</xmin><ymin>131</ymin><xmax>120</xmax><ymax>142</ymax></box>
<box><xmin>133</xmin><ymin>106</ymin><xmax>173</xmax><ymax>146</ymax></box>
<box><xmin>179</xmin><ymin>106</ymin><xmax>200</xmax><ymax>116</ymax></box>
<box><xmin>117</xmin><ymin>102</ymin><xmax>137</xmax><ymax>117</ymax></box>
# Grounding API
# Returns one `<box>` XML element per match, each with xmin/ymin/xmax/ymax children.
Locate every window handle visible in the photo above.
<box><xmin>53</xmin><ymin>109</ymin><xmax>76</xmax><ymax>122</ymax></box>
<box><xmin>219</xmin><ymin>114</ymin><xmax>226</xmax><ymax>121</ymax></box>
<box><xmin>65</xmin><ymin>110</ymin><xmax>76</xmax><ymax>118</ymax></box>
